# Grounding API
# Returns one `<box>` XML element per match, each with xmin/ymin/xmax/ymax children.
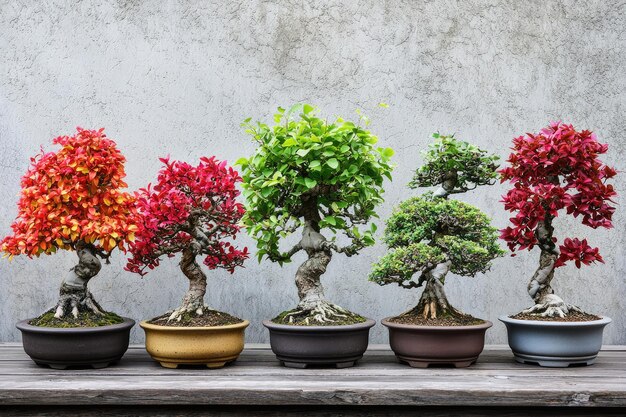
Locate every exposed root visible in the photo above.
<box><xmin>281</xmin><ymin>301</ymin><xmax>357</xmax><ymax>325</ymax></box>
<box><xmin>54</xmin><ymin>288</ymin><xmax>105</xmax><ymax>319</ymax></box>
<box><xmin>167</xmin><ymin>302</ymin><xmax>213</xmax><ymax>322</ymax></box>
<box><xmin>522</xmin><ymin>294</ymin><xmax>582</xmax><ymax>318</ymax></box>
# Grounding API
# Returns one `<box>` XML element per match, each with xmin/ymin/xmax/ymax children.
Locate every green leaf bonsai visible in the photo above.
<box><xmin>238</xmin><ymin>104</ymin><xmax>394</xmax><ymax>325</ymax></box>
<box><xmin>370</xmin><ymin>134</ymin><xmax>504</xmax><ymax>323</ymax></box>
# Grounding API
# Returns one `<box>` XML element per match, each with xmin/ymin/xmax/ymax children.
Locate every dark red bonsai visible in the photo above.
<box><xmin>500</xmin><ymin>122</ymin><xmax>617</xmax><ymax>317</ymax></box>
<box><xmin>126</xmin><ymin>157</ymin><xmax>248</xmax><ymax>322</ymax></box>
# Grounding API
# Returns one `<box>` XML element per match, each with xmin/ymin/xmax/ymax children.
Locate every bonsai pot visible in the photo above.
<box><xmin>382</xmin><ymin>318</ymin><xmax>492</xmax><ymax>368</ymax></box>
<box><xmin>499</xmin><ymin>315</ymin><xmax>611</xmax><ymax>367</ymax></box>
<box><xmin>140</xmin><ymin>320</ymin><xmax>249</xmax><ymax>368</ymax></box>
<box><xmin>16</xmin><ymin>317</ymin><xmax>135</xmax><ymax>369</ymax></box>
<box><xmin>263</xmin><ymin>319</ymin><xmax>376</xmax><ymax>368</ymax></box>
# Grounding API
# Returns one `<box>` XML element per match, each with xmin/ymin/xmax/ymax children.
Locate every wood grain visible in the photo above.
<box><xmin>0</xmin><ymin>344</ymin><xmax>624</xmax><ymax>411</ymax></box>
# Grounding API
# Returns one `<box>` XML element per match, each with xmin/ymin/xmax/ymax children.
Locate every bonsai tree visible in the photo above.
<box><xmin>238</xmin><ymin>104</ymin><xmax>394</xmax><ymax>324</ymax></box>
<box><xmin>370</xmin><ymin>134</ymin><xmax>504</xmax><ymax>321</ymax></box>
<box><xmin>1</xmin><ymin>127</ymin><xmax>138</xmax><ymax>320</ymax></box>
<box><xmin>126</xmin><ymin>156</ymin><xmax>249</xmax><ymax>322</ymax></box>
<box><xmin>500</xmin><ymin>122</ymin><xmax>617</xmax><ymax>317</ymax></box>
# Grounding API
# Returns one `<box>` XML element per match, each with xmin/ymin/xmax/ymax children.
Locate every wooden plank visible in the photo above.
<box><xmin>1</xmin><ymin>405</ymin><xmax>626</xmax><ymax>416</ymax></box>
<box><xmin>1</xmin><ymin>405</ymin><xmax>626</xmax><ymax>417</ymax></box>
<box><xmin>0</xmin><ymin>345</ymin><xmax>625</xmax><ymax>408</ymax></box>
<box><xmin>1</xmin><ymin>373</ymin><xmax>626</xmax><ymax>406</ymax></box>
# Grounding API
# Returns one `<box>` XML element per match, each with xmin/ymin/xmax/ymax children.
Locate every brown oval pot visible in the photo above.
<box><xmin>140</xmin><ymin>319</ymin><xmax>249</xmax><ymax>369</ymax></box>
<box><xmin>382</xmin><ymin>317</ymin><xmax>492</xmax><ymax>368</ymax></box>
<box><xmin>263</xmin><ymin>319</ymin><xmax>376</xmax><ymax>368</ymax></box>
<box><xmin>16</xmin><ymin>317</ymin><xmax>135</xmax><ymax>369</ymax></box>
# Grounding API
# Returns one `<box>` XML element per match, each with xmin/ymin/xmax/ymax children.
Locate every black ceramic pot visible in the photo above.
<box><xmin>16</xmin><ymin>317</ymin><xmax>135</xmax><ymax>369</ymax></box>
<box><xmin>263</xmin><ymin>319</ymin><xmax>375</xmax><ymax>368</ymax></box>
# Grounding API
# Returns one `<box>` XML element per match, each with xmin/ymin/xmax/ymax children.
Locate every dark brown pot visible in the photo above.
<box><xmin>16</xmin><ymin>317</ymin><xmax>135</xmax><ymax>369</ymax></box>
<box><xmin>263</xmin><ymin>319</ymin><xmax>375</xmax><ymax>368</ymax></box>
<box><xmin>382</xmin><ymin>317</ymin><xmax>492</xmax><ymax>368</ymax></box>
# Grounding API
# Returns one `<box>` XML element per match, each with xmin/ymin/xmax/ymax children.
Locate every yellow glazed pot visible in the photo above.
<box><xmin>140</xmin><ymin>320</ymin><xmax>249</xmax><ymax>369</ymax></box>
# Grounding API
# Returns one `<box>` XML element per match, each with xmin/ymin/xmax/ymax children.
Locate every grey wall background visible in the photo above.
<box><xmin>1</xmin><ymin>0</ymin><xmax>624</xmax><ymax>345</ymax></box>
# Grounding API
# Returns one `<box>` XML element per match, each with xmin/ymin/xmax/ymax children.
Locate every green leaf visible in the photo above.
<box><xmin>309</xmin><ymin>160</ymin><xmax>321</xmax><ymax>168</ymax></box>
<box><xmin>304</xmin><ymin>178</ymin><xmax>317</xmax><ymax>189</ymax></box>
<box><xmin>327</xmin><ymin>158</ymin><xmax>339</xmax><ymax>169</ymax></box>
<box><xmin>296</xmin><ymin>148</ymin><xmax>310</xmax><ymax>157</ymax></box>
<box><xmin>382</xmin><ymin>147</ymin><xmax>395</xmax><ymax>158</ymax></box>
<box><xmin>303</xmin><ymin>104</ymin><xmax>314</xmax><ymax>114</ymax></box>
<box><xmin>235</xmin><ymin>157</ymin><xmax>248</xmax><ymax>166</ymax></box>
<box><xmin>325</xmin><ymin>216</ymin><xmax>337</xmax><ymax>226</ymax></box>
<box><xmin>283</xmin><ymin>138</ymin><xmax>297</xmax><ymax>147</ymax></box>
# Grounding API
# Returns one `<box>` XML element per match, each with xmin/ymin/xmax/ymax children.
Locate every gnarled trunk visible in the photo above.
<box><xmin>401</xmin><ymin>260</ymin><xmax>464</xmax><ymax>320</ymax></box>
<box><xmin>283</xmin><ymin>200</ymin><xmax>350</xmax><ymax>324</ymax></box>
<box><xmin>55</xmin><ymin>242</ymin><xmax>104</xmax><ymax>319</ymax></box>
<box><xmin>523</xmin><ymin>216</ymin><xmax>581</xmax><ymax>317</ymax></box>
<box><xmin>168</xmin><ymin>246</ymin><xmax>209</xmax><ymax>321</ymax></box>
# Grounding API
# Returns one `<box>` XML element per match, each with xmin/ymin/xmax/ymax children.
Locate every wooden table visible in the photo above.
<box><xmin>0</xmin><ymin>343</ymin><xmax>625</xmax><ymax>416</ymax></box>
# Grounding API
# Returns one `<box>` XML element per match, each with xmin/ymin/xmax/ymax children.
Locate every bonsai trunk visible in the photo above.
<box><xmin>54</xmin><ymin>241</ymin><xmax>105</xmax><ymax>319</ymax></box>
<box><xmin>400</xmin><ymin>260</ymin><xmax>464</xmax><ymax>320</ymax></box>
<box><xmin>433</xmin><ymin>171</ymin><xmax>457</xmax><ymax>199</ymax></box>
<box><xmin>283</xmin><ymin>202</ymin><xmax>350</xmax><ymax>324</ymax></box>
<box><xmin>168</xmin><ymin>246</ymin><xmax>210</xmax><ymax>321</ymax></box>
<box><xmin>523</xmin><ymin>216</ymin><xmax>581</xmax><ymax>317</ymax></box>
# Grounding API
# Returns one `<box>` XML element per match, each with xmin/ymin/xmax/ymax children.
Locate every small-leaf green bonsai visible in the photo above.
<box><xmin>370</xmin><ymin>134</ymin><xmax>504</xmax><ymax>324</ymax></box>
<box><xmin>238</xmin><ymin>104</ymin><xmax>394</xmax><ymax>325</ymax></box>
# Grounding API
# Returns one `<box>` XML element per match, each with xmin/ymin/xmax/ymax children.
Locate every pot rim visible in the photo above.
<box><xmin>140</xmin><ymin>319</ymin><xmax>250</xmax><ymax>331</ymax></box>
<box><xmin>263</xmin><ymin>318</ymin><xmax>376</xmax><ymax>332</ymax></box>
<box><xmin>499</xmin><ymin>315</ymin><xmax>612</xmax><ymax>326</ymax></box>
<box><xmin>381</xmin><ymin>317</ymin><xmax>493</xmax><ymax>331</ymax></box>
<box><xmin>16</xmin><ymin>317</ymin><xmax>135</xmax><ymax>333</ymax></box>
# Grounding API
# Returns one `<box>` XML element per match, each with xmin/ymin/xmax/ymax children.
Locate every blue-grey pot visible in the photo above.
<box><xmin>499</xmin><ymin>315</ymin><xmax>611</xmax><ymax>367</ymax></box>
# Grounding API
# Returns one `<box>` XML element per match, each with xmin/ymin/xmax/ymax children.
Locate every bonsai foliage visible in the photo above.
<box><xmin>1</xmin><ymin>128</ymin><xmax>138</xmax><ymax>319</ymax></box>
<box><xmin>126</xmin><ymin>157</ymin><xmax>248</xmax><ymax>321</ymax></box>
<box><xmin>370</xmin><ymin>134</ymin><xmax>504</xmax><ymax>320</ymax></box>
<box><xmin>500</xmin><ymin>122</ymin><xmax>617</xmax><ymax>317</ymax></box>
<box><xmin>238</xmin><ymin>104</ymin><xmax>394</xmax><ymax>324</ymax></box>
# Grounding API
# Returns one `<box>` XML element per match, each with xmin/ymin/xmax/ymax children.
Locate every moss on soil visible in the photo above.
<box><xmin>148</xmin><ymin>309</ymin><xmax>244</xmax><ymax>327</ymax></box>
<box><xmin>271</xmin><ymin>308</ymin><xmax>367</xmax><ymax>326</ymax></box>
<box><xmin>511</xmin><ymin>311</ymin><xmax>602</xmax><ymax>322</ymax></box>
<box><xmin>29</xmin><ymin>310</ymin><xmax>124</xmax><ymax>328</ymax></box>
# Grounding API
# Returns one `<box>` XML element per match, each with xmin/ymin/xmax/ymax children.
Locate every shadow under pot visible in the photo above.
<box><xmin>263</xmin><ymin>319</ymin><xmax>376</xmax><ymax>368</ymax></box>
<box><xmin>382</xmin><ymin>318</ymin><xmax>492</xmax><ymax>368</ymax></box>
<box><xmin>499</xmin><ymin>315</ymin><xmax>611</xmax><ymax>367</ymax></box>
<box><xmin>140</xmin><ymin>320</ymin><xmax>249</xmax><ymax>369</ymax></box>
<box><xmin>16</xmin><ymin>318</ymin><xmax>135</xmax><ymax>369</ymax></box>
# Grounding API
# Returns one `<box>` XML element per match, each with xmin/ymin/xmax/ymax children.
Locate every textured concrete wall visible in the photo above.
<box><xmin>1</xmin><ymin>0</ymin><xmax>625</xmax><ymax>344</ymax></box>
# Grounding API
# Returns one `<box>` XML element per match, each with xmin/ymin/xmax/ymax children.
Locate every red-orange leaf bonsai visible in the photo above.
<box><xmin>500</xmin><ymin>122</ymin><xmax>617</xmax><ymax>317</ymax></box>
<box><xmin>1</xmin><ymin>127</ymin><xmax>138</xmax><ymax>319</ymax></box>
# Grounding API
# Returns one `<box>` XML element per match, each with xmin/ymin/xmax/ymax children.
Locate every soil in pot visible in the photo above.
<box><xmin>388</xmin><ymin>311</ymin><xmax>485</xmax><ymax>327</ymax></box>
<box><xmin>141</xmin><ymin>309</ymin><xmax>249</xmax><ymax>369</ymax></box>
<box><xmin>510</xmin><ymin>311</ymin><xmax>601</xmax><ymax>322</ymax></box>
<box><xmin>271</xmin><ymin>308</ymin><xmax>367</xmax><ymax>326</ymax></box>
<box><xmin>148</xmin><ymin>309</ymin><xmax>243</xmax><ymax>327</ymax></box>
<box><xmin>29</xmin><ymin>309</ymin><xmax>124</xmax><ymax>328</ymax></box>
